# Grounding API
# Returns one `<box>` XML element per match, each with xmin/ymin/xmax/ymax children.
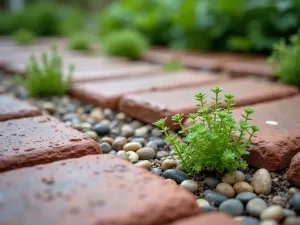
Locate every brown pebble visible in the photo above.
<box><xmin>100</xmin><ymin>137</ymin><xmax>114</xmax><ymax>145</ymax></box>
<box><xmin>233</xmin><ymin>181</ymin><xmax>253</xmax><ymax>194</ymax></box>
<box><xmin>289</xmin><ymin>187</ymin><xmax>300</xmax><ymax>196</ymax></box>
<box><xmin>165</xmin><ymin>179</ymin><xmax>177</xmax><ymax>185</ymax></box>
<box><xmin>216</xmin><ymin>183</ymin><xmax>235</xmax><ymax>198</ymax></box>
<box><xmin>41</xmin><ymin>176</ymin><xmax>54</xmax><ymax>185</ymax></box>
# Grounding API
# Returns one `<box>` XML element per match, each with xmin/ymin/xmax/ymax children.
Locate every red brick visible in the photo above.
<box><xmin>0</xmin><ymin>94</ymin><xmax>41</xmax><ymax>121</ymax></box>
<box><xmin>168</xmin><ymin>213</ymin><xmax>243</xmax><ymax>225</ymax></box>
<box><xmin>119</xmin><ymin>79</ymin><xmax>298</xmax><ymax>129</ymax></box>
<box><xmin>0</xmin><ymin>154</ymin><xmax>200</xmax><ymax>225</ymax></box>
<box><xmin>0</xmin><ymin>115</ymin><xmax>101</xmax><ymax>172</ymax></box>
<box><xmin>288</xmin><ymin>152</ymin><xmax>300</xmax><ymax>186</ymax></box>
<box><xmin>72</xmin><ymin>63</ymin><xmax>161</xmax><ymax>83</ymax></box>
<box><xmin>70</xmin><ymin>70</ymin><xmax>221</xmax><ymax>110</ymax></box>
<box><xmin>233</xmin><ymin>95</ymin><xmax>300</xmax><ymax>171</ymax></box>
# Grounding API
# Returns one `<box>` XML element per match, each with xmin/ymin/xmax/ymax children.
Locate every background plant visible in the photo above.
<box><xmin>268</xmin><ymin>33</ymin><xmax>300</xmax><ymax>86</ymax></box>
<box><xmin>17</xmin><ymin>43</ymin><xmax>74</xmax><ymax>97</ymax></box>
<box><xmin>68</xmin><ymin>31</ymin><xmax>92</xmax><ymax>50</ymax></box>
<box><xmin>12</xmin><ymin>28</ymin><xmax>36</xmax><ymax>45</ymax></box>
<box><xmin>154</xmin><ymin>87</ymin><xmax>259</xmax><ymax>174</ymax></box>
<box><xmin>163</xmin><ymin>59</ymin><xmax>184</xmax><ymax>72</ymax></box>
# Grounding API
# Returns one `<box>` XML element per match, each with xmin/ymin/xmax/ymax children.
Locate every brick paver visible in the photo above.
<box><xmin>0</xmin><ymin>154</ymin><xmax>200</xmax><ymax>225</ymax></box>
<box><xmin>0</xmin><ymin>115</ymin><xmax>101</xmax><ymax>172</ymax></box>
<box><xmin>233</xmin><ymin>95</ymin><xmax>300</xmax><ymax>171</ymax></box>
<box><xmin>168</xmin><ymin>213</ymin><xmax>243</xmax><ymax>225</ymax></box>
<box><xmin>0</xmin><ymin>94</ymin><xmax>41</xmax><ymax>121</ymax></box>
<box><xmin>70</xmin><ymin>70</ymin><xmax>222</xmax><ymax>110</ymax></box>
<box><xmin>287</xmin><ymin>152</ymin><xmax>300</xmax><ymax>186</ymax></box>
<box><xmin>119</xmin><ymin>79</ymin><xmax>298</xmax><ymax>129</ymax></box>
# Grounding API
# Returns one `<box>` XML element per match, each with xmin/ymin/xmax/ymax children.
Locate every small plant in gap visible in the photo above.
<box><xmin>17</xmin><ymin>43</ymin><xmax>74</xmax><ymax>97</ymax></box>
<box><xmin>68</xmin><ymin>31</ymin><xmax>92</xmax><ymax>50</ymax></box>
<box><xmin>103</xmin><ymin>29</ymin><xmax>148</xmax><ymax>60</ymax></box>
<box><xmin>268</xmin><ymin>33</ymin><xmax>300</xmax><ymax>86</ymax></box>
<box><xmin>154</xmin><ymin>87</ymin><xmax>260</xmax><ymax>174</ymax></box>
<box><xmin>12</xmin><ymin>28</ymin><xmax>36</xmax><ymax>45</ymax></box>
<box><xmin>163</xmin><ymin>59</ymin><xmax>184</xmax><ymax>72</ymax></box>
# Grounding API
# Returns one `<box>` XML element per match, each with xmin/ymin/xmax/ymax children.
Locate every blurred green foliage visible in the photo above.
<box><xmin>99</xmin><ymin>0</ymin><xmax>300</xmax><ymax>53</ymax></box>
<box><xmin>68</xmin><ymin>31</ymin><xmax>92</xmax><ymax>50</ymax></box>
<box><xmin>12</xmin><ymin>28</ymin><xmax>36</xmax><ymax>45</ymax></box>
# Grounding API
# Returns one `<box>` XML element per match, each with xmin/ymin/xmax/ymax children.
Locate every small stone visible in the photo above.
<box><xmin>151</xmin><ymin>128</ymin><xmax>162</xmax><ymax>137</ymax></box>
<box><xmin>134</xmin><ymin>126</ymin><xmax>148</xmax><ymax>137</ymax></box>
<box><xmin>260</xmin><ymin>205</ymin><xmax>284</xmax><ymax>221</ymax></box>
<box><xmin>289</xmin><ymin>187</ymin><xmax>300</xmax><ymax>196</ymax></box>
<box><xmin>291</xmin><ymin>193</ymin><xmax>300</xmax><ymax>213</ymax></box>
<box><xmin>123</xmin><ymin>142</ymin><xmax>142</xmax><ymax>152</ymax></box>
<box><xmin>42</xmin><ymin>102</ymin><xmax>55</xmax><ymax>114</ymax></box>
<box><xmin>99</xmin><ymin>137</ymin><xmax>114</xmax><ymax>145</ymax></box>
<box><xmin>100</xmin><ymin>119</ymin><xmax>110</xmax><ymax>126</ymax></box>
<box><xmin>156</xmin><ymin>151</ymin><xmax>169</xmax><ymax>159</ymax></box>
<box><xmin>130</xmin><ymin>138</ymin><xmax>146</xmax><ymax>146</ymax></box>
<box><xmin>204</xmin><ymin>177</ymin><xmax>220</xmax><ymax>189</ymax></box>
<box><xmin>93</xmin><ymin>123</ymin><xmax>110</xmax><ymax>135</ymax></box>
<box><xmin>283</xmin><ymin>217</ymin><xmax>300</xmax><ymax>225</ymax></box>
<box><xmin>196</xmin><ymin>199</ymin><xmax>210</xmax><ymax>208</ymax></box>
<box><xmin>136</xmin><ymin>147</ymin><xmax>155</xmax><ymax>160</ymax></box>
<box><xmin>109</xmin><ymin>120</ymin><xmax>118</xmax><ymax>129</ymax></box>
<box><xmin>236</xmin><ymin>216</ymin><xmax>260</xmax><ymax>225</ymax></box>
<box><xmin>116</xmin><ymin>150</ymin><xmax>129</xmax><ymax>161</ymax></box>
<box><xmin>236</xmin><ymin>192</ymin><xmax>257</xmax><ymax>204</ymax></box>
<box><xmin>201</xmin><ymin>205</ymin><xmax>218</xmax><ymax>213</ymax></box>
<box><xmin>112</xmin><ymin>137</ymin><xmax>127</xmax><ymax>151</ymax></box>
<box><xmin>135</xmin><ymin>160</ymin><xmax>151</xmax><ymax>170</ymax></box>
<box><xmin>216</xmin><ymin>183</ymin><xmax>236</xmax><ymax>198</ymax></box>
<box><xmin>180</xmin><ymin>180</ymin><xmax>198</xmax><ymax>193</ymax></box>
<box><xmin>205</xmin><ymin>192</ymin><xmax>228</xmax><ymax>206</ymax></box>
<box><xmin>176</xmin><ymin>165</ymin><xmax>184</xmax><ymax>171</ymax></box>
<box><xmin>99</xmin><ymin>142</ymin><xmax>112</xmax><ymax>153</ymax></box>
<box><xmin>121</xmin><ymin>124</ymin><xmax>134</xmax><ymax>137</ymax></box>
<box><xmin>165</xmin><ymin>179</ymin><xmax>177</xmax><ymax>185</ymax></box>
<box><xmin>115</xmin><ymin>112</ymin><xmax>126</xmax><ymax>121</ymax></box>
<box><xmin>222</xmin><ymin>171</ymin><xmax>245</xmax><ymax>185</ymax></box>
<box><xmin>162</xmin><ymin>159</ymin><xmax>177</xmax><ymax>171</ymax></box>
<box><xmin>272</xmin><ymin>196</ymin><xmax>281</xmax><ymax>202</ymax></box>
<box><xmin>259</xmin><ymin>220</ymin><xmax>279</xmax><ymax>225</ymax></box>
<box><xmin>83</xmin><ymin>104</ymin><xmax>95</xmax><ymax>113</ymax></box>
<box><xmin>233</xmin><ymin>181</ymin><xmax>254</xmax><ymax>194</ymax></box>
<box><xmin>80</xmin><ymin>122</ymin><xmax>92</xmax><ymax>130</ymax></box>
<box><xmin>41</xmin><ymin>176</ymin><xmax>54</xmax><ymax>185</ymax></box>
<box><xmin>246</xmin><ymin>198</ymin><xmax>267</xmax><ymax>217</ymax></box>
<box><xmin>151</xmin><ymin>168</ymin><xmax>162</xmax><ymax>176</ymax></box>
<box><xmin>149</xmin><ymin>137</ymin><xmax>165</xmax><ymax>147</ymax></box>
<box><xmin>84</xmin><ymin>131</ymin><xmax>97</xmax><ymax>140</ymax></box>
<box><xmin>251</xmin><ymin>169</ymin><xmax>272</xmax><ymax>195</ymax></box>
<box><xmin>146</xmin><ymin>141</ymin><xmax>158</xmax><ymax>152</ymax></box>
<box><xmin>90</xmin><ymin>108</ymin><xmax>104</xmax><ymax>121</ymax></box>
<box><xmin>219</xmin><ymin>199</ymin><xmax>244</xmax><ymax>216</ymax></box>
<box><xmin>127</xmin><ymin>151</ymin><xmax>139</xmax><ymax>163</ymax></box>
<box><xmin>108</xmin><ymin>150</ymin><xmax>117</xmax><ymax>155</ymax></box>
<box><xmin>283</xmin><ymin>209</ymin><xmax>297</xmax><ymax>217</ymax></box>
<box><xmin>103</xmin><ymin>108</ymin><xmax>114</xmax><ymax>120</ymax></box>
<box><xmin>162</xmin><ymin>169</ymin><xmax>189</xmax><ymax>184</ymax></box>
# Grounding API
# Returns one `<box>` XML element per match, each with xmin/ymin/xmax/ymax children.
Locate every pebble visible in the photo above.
<box><xmin>289</xmin><ymin>187</ymin><xmax>300</xmax><ymax>196</ymax></box>
<box><xmin>204</xmin><ymin>177</ymin><xmax>220</xmax><ymax>189</ymax></box>
<box><xmin>136</xmin><ymin>147</ymin><xmax>156</xmax><ymax>160</ymax></box>
<box><xmin>161</xmin><ymin>159</ymin><xmax>177</xmax><ymax>171</ymax></box>
<box><xmin>236</xmin><ymin>217</ymin><xmax>260</xmax><ymax>225</ymax></box>
<box><xmin>151</xmin><ymin>128</ymin><xmax>162</xmax><ymax>137</ymax></box>
<box><xmin>251</xmin><ymin>169</ymin><xmax>272</xmax><ymax>195</ymax></box>
<box><xmin>260</xmin><ymin>205</ymin><xmax>284</xmax><ymax>221</ymax></box>
<box><xmin>93</xmin><ymin>123</ymin><xmax>110</xmax><ymax>135</ymax></box>
<box><xmin>83</xmin><ymin>104</ymin><xmax>95</xmax><ymax>113</ymax></box>
<box><xmin>291</xmin><ymin>193</ymin><xmax>300</xmax><ymax>213</ymax></box>
<box><xmin>149</xmin><ymin>137</ymin><xmax>165</xmax><ymax>147</ymax></box>
<box><xmin>151</xmin><ymin>168</ymin><xmax>162</xmax><ymax>176</ymax></box>
<box><xmin>146</xmin><ymin>141</ymin><xmax>158</xmax><ymax>152</ymax></box>
<box><xmin>201</xmin><ymin>205</ymin><xmax>218</xmax><ymax>213</ymax></box>
<box><xmin>156</xmin><ymin>151</ymin><xmax>169</xmax><ymax>159</ymax></box>
<box><xmin>196</xmin><ymin>199</ymin><xmax>210</xmax><ymax>208</ymax></box>
<box><xmin>99</xmin><ymin>142</ymin><xmax>112</xmax><ymax>153</ymax></box>
<box><xmin>205</xmin><ymin>192</ymin><xmax>228</xmax><ymax>206</ymax></box>
<box><xmin>246</xmin><ymin>198</ymin><xmax>267</xmax><ymax>217</ymax></box>
<box><xmin>259</xmin><ymin>220</ymin><xmax>279</xmax><ymax>225</ymax></box>
<box><xmin>236</xmin><ymin>192</ymin><xmax>257</xmax><ymax>204</ymax></box>
<box><xmin>216</xmin><ymin>183</ymin><xmax>236</xmax><ymax>198</ymax></box>
<box><xmin>162</xmin><ymin>169</ymin><xmax>189</xmax><ymax>184</ymax></box>
<box><xmin>90</xmin><ymin>108</ymin><xmax>104</xmax><ymax>121</ymax></box>
<box><xmin>222</xmin><ymin>170</ymin><xmax>245</xmax><ymax>185</ymax></box>
<box><xmin>233</xmin><ymin>181</ymin><xmax>254</xmax><ymax>194</ymax></box>
<box><xmin>123</xmin><ymin>142</ymin><xmax>142</xmax><ymax>152</ymax></box>
<box><xmin>115</xmin><ymin>112</ymin><xmax>126</xmax><ymax>121</ymax></box>
<box><xmin>180</xmin><ymin>180</ymin><xmax>198</xmax><ymax>193</ymax></box>
<box><xmin>80</xmin><ymin>122</ymin><xmax>92</xmax><ymax>130</ymax></box>
<box><xmin>283</xmin><ymin>209</ymin><xmax>297</xmax><ymax>217</ymax></box>
<box><xmin>165</xmin><ymin>179</ymin><xmax>177</xmax><ymax>185</ymax></box>
<box><xmin>134</xmin><ymin>126</ymin><xmax>148</xmax><ymax>137</ymax></box>
<box><xmin>135</xmin><ymin>160</ymin><xmax>151</xmax><ymax>170</ymax></box>
<box><xmin>109</xmin><ymin>120</ymin><xmax>118</xmax><ymax>129</ymax></box>
<box><xmin>103</xmin><ymin>108</ymin><xmax>114</xmax><ymax>120</ymax></box>
<box><xmin>84</xmin><ymin>131</ymin><xmax>97</xmax><ymax>140</ymax></box>
<box><xmin>283</xmin><ymin>217</ymin><xmax>300</xmax><ymax>225</ymax></box>
<box><xmin>219</xmin><ymin>199</ymin><xmax>244</xmax><ymax>216</ymax></box>
<box><xmin>42</xmin><ymin>102</ymin><xmax>55</xmax><ymax>114</ymax></box>
<box><xmin>99</xmin><ymin>137</ymin><xmax>114</xmax><ymax>145</ymax></box>
<box><xmin>112</xmin><ymin>137</ymin><xmax>127</xmax><ymax>150</ymax></box>
<box><xmin>127</xmin><ymin>151</ymin><xmax>139</xmax><ymax>163</ymax></box>
<box><xmin>108</xmin><ymin>150</ymin><xmax>117</xmax><ymax>155</ymax></box>
<box><xmin>130</xmin><ymin>138</ymin><xmax>146</xmax><ymax>146</ymax></box>
<box><xmin>121</xmin><ymin>124</ymin><xmax>134</xmax><ymax>137</ymax></box>
<box><xmin>116</xmin><ymin>150</ymin><xmax>129</xmax><ymax>161</ymax></box>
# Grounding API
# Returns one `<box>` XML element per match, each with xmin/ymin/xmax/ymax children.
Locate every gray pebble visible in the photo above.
<box><xmin>134</xmin><ymin>126</ymin><xmax>148</xmax><ymax>137</ymax></box>
<box><xmin>151</xmin><ymin>168</ymin><xmax>162</xmax><ymax>176</ymax></box>
<box><xmin>239</xmin><ymin>217</ymin><xmax>260</xmax><ymax>225</ymax></box>
<box><xmin>180</xmin><ymin>180</ymin><xmax>198</xmax><ymax>193</ymax></box>
<box><xmin>112</xmin><ymin>137</ymin><xmax>127</xmax><ymax>151</ymax></box>
<box><xmin>108</xmin><ymin>150</ymin><xmax>117</xmax><ymax>155</ymax></box>
<box><xmin>130</xmin><ymin>137</ymin><xmax>146</xmax><ymax>146</ymax></box>
<box><xmin>109</xmin><ymin>120</ymin><xmax>118</xmax><ymax>129</ymax></box>
<box><xmin>121</xmin><ymin>124</ymin><xmax>134</xmax><ymax>137</ymax></box>
<box><xmin>93</xmin><ymin>123</ymin><xmax>110</xmax><ymax>135</ymax></box>
<box><xmin>146</xmin><ymin>141</ymin><xmax>158</xmax><ymax>152</ymax></box>
<box><xmin>116</xmin><ymin>150</ymin><xmax>129</xmax><ymax>161</ymax></box>
<box><xmin>292</xmin><ymin>193</ymin><xmax>300</xmax><ymax>213</ymax></box>
<box><xmin>136</xmin><ymin>147</ymin><xmax>156</xmax><ymax>160</ymax></box>
<box><xmin>156</xmin><ymin>151</ymin><xmax>169</xmax><ymax>159</ymax></box>
<box><xmin>162</xmin><ymin>169</ymin><xmax>189</xmax><ymax>184</ymax></box>
<box><xmin>219</xmin><ymin>199</ymin><xmax>244</xmax><ymax>216</ymax></box>
<box><xmin>204</xmin><ymin>177</ymin><xmax>220</xmax><ymax>189</ymax></box>
<box><xmin>201</xmin><ymin>205</ymin><xmax>218</xmax><ymax>213</ymax></box>
<box><xmin>236</xmin><ymin>192</ymin><xmax>257</xmax><ymax>204</ymax></box>
<box><xmin>283</xmin><ymin>209</ymin><xmax>297</xmax><ymax>217</ymax></box>
<box><xmin>205</xmin><ymin>192</ymin><xmax>228</xmax><ymax>206</ymax></box>
<box><xmin>251</xmin><ymin>169</ymin><xmax>272</xmax><ymax>195</ymax></box>
<box><xmin>99</xmin><ymin>142</ymin><xmax>112</xmax><ymax>153</ymax></box>
<box><xmin>246</xmin><ymin>198</ymin><xmax>267</xmax><ymax>217</ymax></box>
<box><xmin>149</xmin><ymin>137</ymin><xmax>165</xmax><ymax>147</ymax></box>
<box><xmin>103</xmin><ymin>108</ymin><xmax>114</xmax><ymax>120</ymax></box>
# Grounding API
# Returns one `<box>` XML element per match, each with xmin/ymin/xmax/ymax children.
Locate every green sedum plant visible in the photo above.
<box><xmin>18</xmin><ymin>43</ymin><xmax>74</xmax><ymax>97</ymax></box>
<box><xmin>68</xmin><ymin>31</ymin><xmax>92</xmax><ymax>50</ymax></box>
<box><xmin>163</xmin><ymin>59</ymin><xmax>184</xmax><ymax>72</ymax></box>
<box><xmin>102</xmin><ymin>29</ymin><xmax>148</xmax><ymax>60</ymax></box>
<box><xmin>268</xmin><ymin>33</ymin><xmax>300</xmax><ymax>86</ymax></box>
<box><xmin>12</xmin><ymin>28</ymin><xmax>36</xmax><ymax>45</ymax></box>
<box><xmin>154</xmin><ymin>87</ymin><xmax>260</xmax><ymax>174</ymax></box>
